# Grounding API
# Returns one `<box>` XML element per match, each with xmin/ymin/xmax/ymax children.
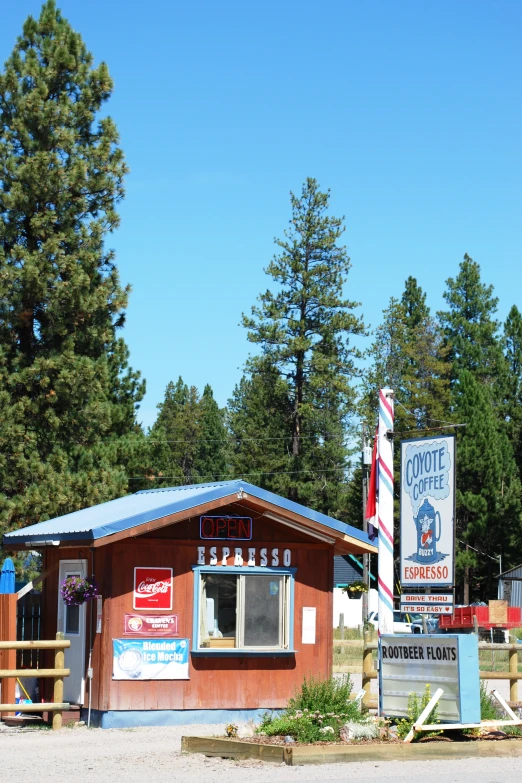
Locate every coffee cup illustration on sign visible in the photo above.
<box><xmin>414</xmin><ymin>498</ymin><xmax>442</xmax><ymax>563</ymax></box>
<box><xmin>118</xmin><ymin>647</ymin><xmax>142</xmax><ymax>678</ymax></box>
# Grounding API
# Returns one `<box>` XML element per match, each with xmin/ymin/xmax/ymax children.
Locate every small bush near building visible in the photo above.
<box><xmin>257</xmin><ymin>674</ymin><xmax>367</xmax><ymax>742</ymax></box>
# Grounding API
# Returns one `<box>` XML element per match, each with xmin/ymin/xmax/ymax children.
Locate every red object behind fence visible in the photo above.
<box><xmin>440</xmin><ymin>605</ymin><xmax>521</xmax><ymax>630</ymax></box>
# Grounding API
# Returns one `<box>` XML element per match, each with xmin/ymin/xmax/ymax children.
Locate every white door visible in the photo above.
<box><xmin>57</xmin><ymin>560</ymin><xmax>87</xmax><ymax>705</ymax></box>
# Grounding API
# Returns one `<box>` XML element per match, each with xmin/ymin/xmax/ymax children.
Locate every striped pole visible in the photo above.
<box><xmin>378</xmin><ymin>388</ymin><xmax>394</xmax><ymax>635</ymax></box>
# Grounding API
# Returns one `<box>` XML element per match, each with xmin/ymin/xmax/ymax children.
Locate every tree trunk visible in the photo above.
<box><xmin>463</xmin><ymin>565</ymin><xmax>470</xmax><ymax>605</ymax></box>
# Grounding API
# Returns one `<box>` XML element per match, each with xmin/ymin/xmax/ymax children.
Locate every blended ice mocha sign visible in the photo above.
<box><xmin>400</xmin><ymin>435</ymin><xmax>455</xmax><ymax>588</ymax></box>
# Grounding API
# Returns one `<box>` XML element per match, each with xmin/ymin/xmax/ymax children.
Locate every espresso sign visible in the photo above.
<box><xmin>200</xmin><ymin>515</ymin><xmax>252</xmax><ymax>540</ymax></box>
<box><xmin>124</xmin><ymin>614</ymin><xmax>179</xmax><ymax>636</ymax></box>
<box><xmin>400</xmin><ymin>435</ymin><xmax>455</xmax><ymax>588</ymax></box>
<box><xmin>133</xmin><ymin>567</ymin><xmax>173</xmax><ymax>610</ymax></box>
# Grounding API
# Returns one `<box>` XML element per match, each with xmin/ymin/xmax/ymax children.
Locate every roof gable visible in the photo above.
<box><xmin>2</xmin><ymin>480</ymin><xmax>377</xmax><ymax>555</ymax></box>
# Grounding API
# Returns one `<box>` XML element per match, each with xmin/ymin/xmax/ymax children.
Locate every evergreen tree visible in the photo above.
<box><xmin>454</xmin><ymin>370</ymin><xmax>522</xmax><ymax>600</ymax></box>
<box><xmin>241</xmin><ymin>178</ymin><xmax>365</xmax><ymax>512</ymax></box>
<box><xmin>362</xmin><ymin>278</ymin><xmax>451</xmax><ymax>433</ymax></box>
<box><xmin>438</xmin><ymin>255</ymin><xmax>505</xmax><ymax>393</ymax></box>
<box><xmin>0</xmin><ymin>1</ymin><xmax>145</xmax><ymax>539</ymax></box>
<box><xmin>503</xmin><ymin>305</ymin><xmax>522</xmax><ymax>476</ymax></box>
<box><xmin>148</xmin><ymin>378</ymin><xmax>228</xmax><ymax>485</ymax></box>
<box><xmin>148</xmin><ymin>378</ymin><xmax>200</xmax><ymax>485</ymax></box>
<box><xmin>195</xmin><ymin>384</ymin><xmax>229</xmax><ymax>481</ymax></box>
<box><xmin>228</xmin><ymin>360</ymin><xmax>292</xmax><ymax>497</ymax></box>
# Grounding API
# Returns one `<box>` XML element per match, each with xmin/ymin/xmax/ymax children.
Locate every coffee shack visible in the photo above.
<box><xmin>3</xmin><ymin>480</ymin><xmax>376</xmax><ymax>728</ymax></box>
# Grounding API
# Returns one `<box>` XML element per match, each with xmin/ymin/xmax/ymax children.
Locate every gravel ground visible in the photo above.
<box><xmin>0</xmin><ymin>721</ymin><xmax>520</xmax><ymax>783</ymax></box>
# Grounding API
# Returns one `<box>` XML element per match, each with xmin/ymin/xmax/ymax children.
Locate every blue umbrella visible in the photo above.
<box><xmin>0</xmin><ymin>557</ymin><xmax>16</xmax><ymax>594</ymax></box>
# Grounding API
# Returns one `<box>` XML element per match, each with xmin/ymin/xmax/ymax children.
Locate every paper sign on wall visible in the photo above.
<box><xmin>133</xmin><ymin>567</ymin><xmax>173</xmax><ymax>610</ymax></box>
<box><xmin>96</xmin><ymin>596</ymin><xmax>103</xmax><ymax>634</ymax></box>
<box><xmin>113</xmin><ymin>638</ymin><xmax>189</xmax><ymax>680</ymax></box>
<box><xmin>302</xmin><ymin>607</ymin><xmax>316</xmax><ymax>644</ymax></box>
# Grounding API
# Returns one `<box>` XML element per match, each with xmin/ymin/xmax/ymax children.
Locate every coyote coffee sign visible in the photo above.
<box><xmin>400</xmin><ymin>435</ymin><xmax>455</xmax><ymax>588</ymax></box>
<box><xmin>133</xmin><ymin>567</ymin><xmax>173</xmax><ymax>610</ymax></box>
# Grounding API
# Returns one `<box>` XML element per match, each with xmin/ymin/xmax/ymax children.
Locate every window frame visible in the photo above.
<box><xmin>191</xmin><ymin>565</ymin><xmax>296</xmax><ymax>656</ymax></box>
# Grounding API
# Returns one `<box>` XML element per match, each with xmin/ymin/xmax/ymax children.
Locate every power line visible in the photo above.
<box><xmin>127</xmin><ymin>466</ymin><xmax>350</xmax><ymax>482</ymax></box>
<box><xmin>394</xmin><ymin>399</ymin><xmax>457</xmax><ymax>428</ymax></box>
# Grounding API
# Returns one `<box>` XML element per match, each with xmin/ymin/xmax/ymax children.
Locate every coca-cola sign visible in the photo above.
<box><xmin>133</xmin><ymin>567</ymin><xmax>173</xmax><ymax>610</ymax></box>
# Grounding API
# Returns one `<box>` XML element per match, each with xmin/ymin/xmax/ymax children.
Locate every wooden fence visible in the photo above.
<box><xmin>361</xmin><ymin>633</ymin><xmax>522</xmax><ymax>709</ymax></box>
<box><xmin>0</xmin><ymin>632</ymin><xmax>71</xmax><ymax>729</ymax></box>
<box><xmin>16</xmin><ymin>591</ymin><xmax>42</xmax><ymax>669</ymax></box>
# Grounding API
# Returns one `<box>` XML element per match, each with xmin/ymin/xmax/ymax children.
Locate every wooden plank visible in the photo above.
<box><xmin>182</xmin><ymin>735</ymin><xmax>522</xmax><ymax>766</ymax></box>
<box><xmin>53</xmin><ymin>633</ymin><xmax>65</xmax><ymax>729</ymax></box>
<box><xmin>480</xmin><ymin>671</ymin><xmax>522</xmax><ymax>680</ymax></box>
<box><xmin>489</xmin><ymin>600</ymin><xmax>508</xmax><ymax>625</ymax></box>
<box><xmin>0</xmin><ymin>640</ymin><xmax>70</xmax><ymax>650</ymax></box>
<box><xmin>415</xmin><ymin>720</ymin><xmax>522</xmax><ymax>730</ymax></box>
<box><xmin>0</xmin><ymin>669</ymin><xmax>70</xmax><ymax>678</ymax></box>
<box><xmin>0</xmin><ymin>594</ymin><xmax>17</xmax><ymax>717</ymax></box>
<box><xmin>286</xmin><ymin>739</ymin><xmax>522</xmax><ymax>765</ymax></box>
<box><xmin>181</xmin><ymin>736</ymin><xmax>285</xmax><ymax>763</ymax></box>
<box><xmin>0</xmin><ymin>702</ymin><xmax>70</xmax><ymax>712</ymax></box>
<box><xmin>16</xmin><ymin>563</ymin><xmax>59</xmax><ymax>600</ymax></box>
<box><xmin>404</xmin><ymin>687</ymin><xmax>444</xmax><ymax>743</ymax></box>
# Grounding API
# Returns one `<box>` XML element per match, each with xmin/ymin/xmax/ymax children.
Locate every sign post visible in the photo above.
<box><xmin>378</xmin><ymin>389</ymin><xmax>395</xmax><ymax>635</ymax></box>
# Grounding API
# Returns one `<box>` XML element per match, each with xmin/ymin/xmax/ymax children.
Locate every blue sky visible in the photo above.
<box><xmin>2</xmin><ymin>1</ymin><xmax>521</xmax><ymax>428</ymax></box>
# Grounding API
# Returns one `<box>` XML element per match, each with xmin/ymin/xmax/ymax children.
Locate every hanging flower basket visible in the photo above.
<box><xmin>60</xmin><ymin>576</ymin><xmax>98</xmax><ymax>606</ymax></box>
<box><xmin>343</xmin><ymin>580</ymin><xmax>368</xmax><ymax>599</ymax></box>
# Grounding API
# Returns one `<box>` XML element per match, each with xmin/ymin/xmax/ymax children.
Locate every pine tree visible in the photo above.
<box><xmin>195</xmin><ymin>384</ymin><xmax>229</xmax><ymax>481</ymax></box>
<box><xmin>362</xmin><ymin>278</ymin><xmax>451</xmax><ymax>433</ymax></box>
<box><xmin>438</xmin><ymin>257</ymin><xmax>521</xmax><ymax>598</ymax></box>
<box><xmin>148</xmin><ymin>378</ymin><xmax>229</xmax><ymax>486</ymax></box>
<box><xmin>438</xmin><ymin>255</ymin><xmax>505</xmax><ymax>392</ymax></box>
<box><xmin>148</xmin><ymin>378</ymin><xmax>200</xmax><ymax>485</ymax></box>
<box><xmin>454</xmin><ymin>370</ymin><xmax>522</xmax><ymax>600</ymax></box>
<box><xmin>503</xmin><ymin>305</ymin><xmax>522</xmax><ymax>476</ymax></box>
<box><xmin>228</xmin><ymin>359</ymin><xmax>292</xmax><ymax>497</ymax></box>
<box><xmin>241</xmin><ymin>178</ymin><xmax>365</xmax><ymax>512</ymax></box>
<box><xmin>0</xmin><ymin>1</ymin><xmax>145</xmax><ymax>538</ymax></box>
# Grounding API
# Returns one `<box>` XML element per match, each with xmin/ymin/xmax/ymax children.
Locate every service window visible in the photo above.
<box><xmin>194</xmin><ymin>568</ymin><xmax>293</xmax><ymax>652</ymax></box>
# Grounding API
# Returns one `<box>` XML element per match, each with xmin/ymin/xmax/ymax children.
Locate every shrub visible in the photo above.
<box><xmin>287</xmin><ymin>674</ymin><xmax>354</xmax><ymax>715</ymax></box>
<box><xmin>257</xmin><ymin>674</ymin><xmax>366</xmax><ymax>743</ymax></box>
<box><xmin>396</xmin><ymin>685</ymin><xmax>441</xmax><ymax>741</ymax></box>
<box><xmin>479</xmin><ymin>681</ymin><xmax>500</xmax><ymax>721</ymax></box>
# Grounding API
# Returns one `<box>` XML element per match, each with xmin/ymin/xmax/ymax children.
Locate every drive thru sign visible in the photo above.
<box><xmin>400</xmin><ymin>593</ymin><xmax>453</xmax><ymax>615</ymax></box>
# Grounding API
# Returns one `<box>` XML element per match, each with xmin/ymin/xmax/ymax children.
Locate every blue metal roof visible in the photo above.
<box><xmin>2</xmin><ymin>480</ymin><xmax>374</xmax><ymax>549</ymax></box>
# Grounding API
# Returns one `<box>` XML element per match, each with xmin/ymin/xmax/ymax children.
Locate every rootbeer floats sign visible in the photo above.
<box><xmin>400</xmin><ymin>435</ymin><xmax>455</xmax><ymax>588</ymax></box>
<box><xmin>379</xmin><ymin>634</ymin><xmax>480</xmax><ymax>723</ymax></box>
<box><xmin>113</xmin><ymin>638</ymin><xmax>189</xmax><ymax>680</ymax></box>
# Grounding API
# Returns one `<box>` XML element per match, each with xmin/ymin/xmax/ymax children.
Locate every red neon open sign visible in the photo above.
<box><xmin>199</xmin><ymin>515</ymin><xmax>252</xmax><ymax>540</ymax></box>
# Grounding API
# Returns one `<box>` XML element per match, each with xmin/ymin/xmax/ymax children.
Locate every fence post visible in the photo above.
<box><xmin>339</xmin><ymin>613</ymin><xmax>345</xmax><ymax>640</ymax></box>
<box><xmin>52</xmin><ymin>632</ymin><xmax>65</xmax><ymax>730</ymax></box>
<box><xmin>0</xmin><ymin>595</ymin><xmax>17</xmax><ymax>717</ymax></box>
<box><xmin>362</xmin><ymin>630</ymin><xmax>373</xmax><ymax>708</ymax></box>
<box><xmin>509</xmin><ymin>646</ymin><xmax>519</xmax><ymax>703</ymax></box>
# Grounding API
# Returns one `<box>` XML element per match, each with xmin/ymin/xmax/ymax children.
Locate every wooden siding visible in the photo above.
<box><xmin>40</xmin><ymin>502</ymin><xmax>337</xmax><ymax>712</ymax></box>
